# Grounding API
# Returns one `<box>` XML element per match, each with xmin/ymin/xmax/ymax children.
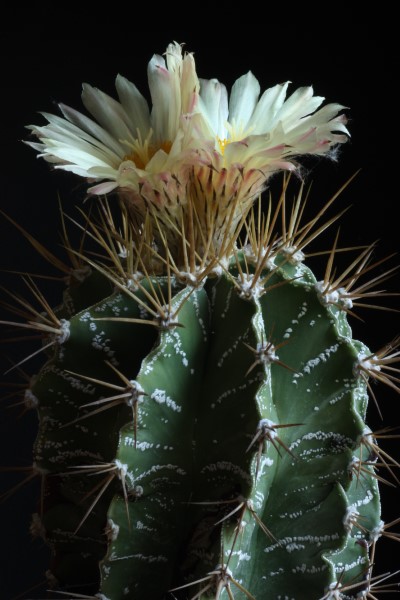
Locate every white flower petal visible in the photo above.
<box><xmin>165</xmin><ymin>41</ymin><xmax>184</xmax><ymax>71</ymax></box>
<box><xmin>198</xmin><ymin>78</ymin><xmax>229</xmax><ymax>140</ymax></box>
<box><xmin>148</xmin><ymin>52</ymin><xmax>180</xmax><ymax>142</ymax></box>
<box><xmin>88</xmin><ymin>181</ymin><xmax>119</xmax><ymax>195</ymax></box>
<box><xmin>58</xmin><ymin>105</ymin><xmax>126</xmax><ymax>158</ymax></box>
<box><xmin>249</xmin><ymin>82</ymin><xmax>290</xmax><ymax>133</ymax></box>
<box><xmin>88</xmin><ymin>165</ymin><xmax>119</xmax><ymax>180</ymax></box>
<box><xmin>32</xmin><ymin>115</ymin><xmax>122</xmax><ymax>166</ymax></box>
<box><xmin>115</xmin><ymin>74</ymin><xmax>150</xmax><ymax>138</ymax></box>
<box><xmin>181</xmin><ymin>51</ymin><xmax>200</xmax><ymax>114</ymax></box>
<box><xmin>277</xmin><ymin>86</ymin><xmax>325</xmax><ymax>127</ymax></box>
<box><xmin>43</xmin><ymin>141</ymin><xmax>111</xmax><ymax>170</ymax></box>
<box><xmin>81</xmin><ymin>83</ymin><xmax>134</xmax><ymax>141</ymax></box>
<box><xmin>228</xmin><ymin>71</ymin><xmax>260</xmax><ymax>132</ymax></box>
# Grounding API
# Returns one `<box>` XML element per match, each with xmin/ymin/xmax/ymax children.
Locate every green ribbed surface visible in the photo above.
<box><xmin>23</xmin><ymin>255</ymin><xmax>380</xmax><ymax>599</ymax></box>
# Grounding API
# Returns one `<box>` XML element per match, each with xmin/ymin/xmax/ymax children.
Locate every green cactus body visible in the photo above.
<box><xmin>17</xmin><ymin>233</ymin><xmax>382</xmax><ymax>600</ymax></box>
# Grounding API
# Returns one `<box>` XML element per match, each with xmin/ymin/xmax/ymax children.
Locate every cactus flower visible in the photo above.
<box><xmin>26</xmin><ymin>42</ymin><xmax>349</xmax><ymax>272</ymax></box>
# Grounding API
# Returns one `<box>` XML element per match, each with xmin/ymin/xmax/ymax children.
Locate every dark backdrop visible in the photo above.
<box><xmin>1</xmin><ymin>7</ymin><xmax>397</xmax><ymax>599</ymax></box>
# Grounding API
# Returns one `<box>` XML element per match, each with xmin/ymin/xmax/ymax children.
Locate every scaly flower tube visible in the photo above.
<box><xmin>27</xmin><ymin>42</ymin><xmax>349</xmax><ymax>270</ymax></box>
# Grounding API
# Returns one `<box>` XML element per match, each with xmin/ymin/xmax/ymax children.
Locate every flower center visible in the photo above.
<box><xmin>124</xmin><ymin>140</ymin><xmax>173</xmax><ymax>170</ymax></box>
<box><xmin>217</xmin><ymin>137</ymin><xmax>229</xmax><ymax>155</ymax></box>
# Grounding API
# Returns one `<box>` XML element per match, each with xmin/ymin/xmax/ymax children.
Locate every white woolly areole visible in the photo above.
<box><xmin>355</xmin><ymin>352</ymin><xmax>382</xmax><ymax>374</ymax></box>
<box><xmin>126</xmin><ymin>272</ymin><xmax>144</xmax><ymax>291</ymax></box>
<box><xmin>57</xmin><ymin>319</ymin><xmax>70</xmax><ymax>344</ymax></box>
<box><xmin>257</xmin><ymin>418</ymin><xmax>278</xmax><ymax>440</ymax></box>
<box><xmin>243</xmin><ymin>244</ymin><xmax>276</xmax><ymax>269</ymax></box>
<box><xmin>70</xmin><ymin>265</ymin><xmax>91</xmax><ymax>283</ymax></box>
<box><xmin>106</xmin><ymin>518</ymin><xmax>120</xmax><ymax>542</ymax></box>
<box><xmin>157</xmin><ymin>305</ymin><xmax>179</xmax><ymax>329</ymax></box>
<box><xmin>113</xmin><ymin>459</ymin><xmax>128</xmax><ymax>478</ymax></box>
<box><xmin>315</xmin><ymin>281</ymin><xmax>353</xmax><ymax>309</ymax></box>
<box><xmin>30</xmin><ymin>513</ymin><xmax>46</xmax><ymax>538</ymax></box>
<box><xmin>362</xmin><ymin>426</ymin><xmax>373</xmax><ymax>437</ymax></box>
<box><xmin>178</xmin><ymin>266</ymin><xmax>206</xmax><ymax>286</ymax></box>
<box><xmin>209</xmin><ymin>256</ymin><xmax>230</xmax><ymax>278</ymax></box>
<box><xmin>337</xmin><ymin>288</ymin><xmax>353</xmax><ymax>309</ymax></box>
<box><xmin>32</xmin><ymin>461</ymin><xmax>49</xmax><ymax>476</ymax></box>
<box><xmin>343</xmin><ymin>506</ymin><xmax>360</xmax><ymax>532</ymax></box>
<box><xmin>281</xmin><ymin>245</ymin><xmax>305</xmax><ymax>265</ymax></box>
<box><xmin>126</xmin><ymin>380</ymin><xmax>145</xmax><ymax>405</ymax></box>
<box><xmin>212</xmin><ymin>564</ymin><xmax>233</xmax><ymax>580</ymax></box>
<box><xmin>358</xmin><ymin>426</ymin><xmax>375</xmax><ymax>447</ymax></box>
<box><xmin>370</xmin><ymin>519</ymin><xmax>385</xmax><ymax>542</ymax></box>
<box><xmin>348</xmin><ymin>455</ymin><xmax>361</xmax><ymax>472</ymax></box>
<box><xmin>325</xmin><ymin>582</ymin><xmax>342</xmax><ymax>599</ymax></box>
<box><xmin>131</xmin><ymin>485</ymin><xmax>144</xmax><ymax>497</ymax></box>
<box><xmin>257</xmin><ymin>341</ymin><xmax>278</xmax><ymax>365</ymax></box>
<box><xmin>315</xmin><ymin>281</ymin><xmax>339</xmax><ymax>305</ymax></box>
<box><xmin>45</xmin><ymin>570</ymin><xmax>59</xmax><ymax>587</ymax></box>
<box><xmin>24</xmin><ymin>389</ymin><xmax>39</xmax><ymax>409</ymax></box>
<box><xmin>238</xmin><ymin>273</ymin><xmax>264</xmax><ymax>300</ymax></box>
<box><xmin>265</xmin><ymin>257</ymin><xmax>277</xmax><ymax>271</ymax></box>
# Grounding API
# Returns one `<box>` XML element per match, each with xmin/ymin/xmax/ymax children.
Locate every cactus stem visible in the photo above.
<box><xmin>1</xmin><ymin>280</ymin><xmax>71</xmax><ymax>373</ymax></box>
<box><xmin>194</xmin><ymin>495</ymin><xmax>277</xmax><ymax>544</ymax></box>
<box><xmin>338</xmin><ymin>567</ymin><xmax>400</xmax><ymax>599</ymax></box>
<box><xmin>237</xmin><ymin>273</ymin><xmax>265</xmax><ymax>301</ymax></box>
<box><xmin>0</xmin><ymin>463</ymin><xmax>46</xmax><ymax>514</ymax></box>
<box><xmin>320</xmin><ymin>566</ymin><xmax>371</xmax><ymax>600</ymax></box>
<box><xmin>170</xmin><ymin>562</ymin><xmax>256</xmax><ymax>600</ymax></box>
<box><xmin>235</xmin><ymin>230</ymin><xmax>294</xmax><ymax>295</ymax></box>
<box><xmin>61</xmin><ymin>461</ymin><xmax>129</xmax><ymax>534</ymax></box>
<box><xmin>359</xmin><ymin>429</ymin><xmax>400</xmax><ymax>485</ymax></box>
<box><xmin>243</xmin><ymin>335</ymin><xmax>295</xmax><ymax>376</ymax></box>
<box><xmin>92</xmin><ymin>316</ymin><xmax>159</xmax><ymax>327</ymax></box>
<box><xmin>243</xmin><ymin>176</ymin><xmax>292</xmax><ymax>267</ymax></box>
<box><xmin>4</xmin><ymin>387</ymin><xmax>39</xmax><ymax>418</ymax></box>
<box><xmin>221</xmin><ymin>254</ymin><xmax>290</xmax><ymax>300</ymax></box>
<box><xmin>278</xmin><ymin>173</ymin><xmax>359</xmax><ymax>262</ymax></box>
<box><xmin>320</xmin><ymin>580</ymin><xmax>344</xmax><ymax>600</ymax></box>
<box><xmin>370</xmin><ymin>517</ymin><xmax>400</xmax><ymax>550</ymax></box>
<box><xmin>225</xmin><ymin>498</ymin><xmax>276</xmax><ymax>545</ymax></box>
<box><xmin>316</xmin><ymin>234</ymin><xmax>399</xmax><ymax>315</ymax></box>
<box><xmin>3</xmin><ymin>169</ymin><xmax>397</xmax><ymax>597</ymax></box>
<box><xmin>0</xmin><ymin>318</ymin><xmax>67</xmax><ymax>338</ymax></box>
<box><xmin>355</xmin><ymin>338</ymin><xmax>400</xmax><ymax>418</ymax></box>
<box><xmin>69</xmin><ymin>254</ymin><xmax>163</xmax><ymax>320</ymax></box>
<box><xmin>343</xmin><ymin>506</ymin><xmax>368</xmax><ymax>534</ymax></box>
<box><xmin>1</xmin><ymin>368</ymin><xmax>36</xmax><ymax>413</ymax></box>
<box><xmin>246</xmin><ymin>419</ymin><xmax>300</xmax><ymax>476</ymax></box>
<box><xmin>1</xmin><ymin>276</ymin><xmax>60</xmax><ymax>331</ymax></box>
<box><xmin>62</xmin><ymin>365</ymin><xmax>145</xmax><ymax>440</ymax></box>
<box><xmin>70</xmin><ymin>202</ymin><xmax>145</xmax><ymax>282</ymax></box>
<box><xmin>349</xmin><ymin>456</ymin><xmax>397</xmax><ymax>488</ymax></box>
<box><xmin>63</xmin><ymin>391</ymin><xmax>135</xmax><ymax>429</ymax></box>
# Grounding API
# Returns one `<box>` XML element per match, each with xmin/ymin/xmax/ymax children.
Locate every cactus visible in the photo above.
<box><xmin>2</xmin><ymin>42</ymin><xmax>399</xmax><ymax>599</ymax></box>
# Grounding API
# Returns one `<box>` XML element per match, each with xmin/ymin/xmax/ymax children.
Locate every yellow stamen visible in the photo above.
<box><xmin>124</xmin><ymin>140</ymin><xmax>172</xmax><ymax>170</ymax></box>
<box><xmin>217</xmin><ymin>137</ymin><xmax>229</xmax><ymax>155</ymax></box>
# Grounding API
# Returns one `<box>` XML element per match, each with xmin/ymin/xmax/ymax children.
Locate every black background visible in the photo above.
<box><xmin>0</xmin><ymin>6</ymin><xmax>398</xmax><ymax>599</ymax></box>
